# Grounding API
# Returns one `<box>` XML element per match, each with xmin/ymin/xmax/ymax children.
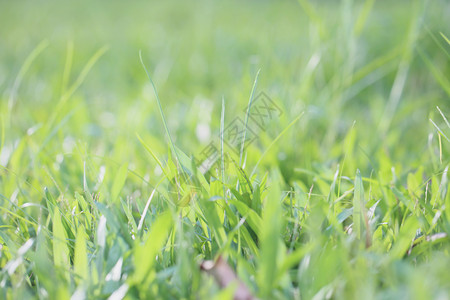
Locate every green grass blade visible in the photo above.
<box><xmin>418</xmin><ymin>47</ymin><xmax>450</xmax><ymax>97</ymax></box>
<box><xmin>60</xmin><ymin>40</ymin><xmax>74</xmax><ymax>96</ymax></box>
<box><xmin>139</xmin><ymin>51</ymin><xmax>188</xmax><ymax>183</ymax></box>
<box><xmin>52</xmin><ymin>209</ymin><xmax>70</xmax><ymax>280</ymax></box>
<box><xmin>436</xmin><ymin>106</ymin><xmax>450</xmax><ymax>129</ymax></box>
<box><xmin>74</xmin><ymin>226</ymin><xmax>88</xmax><ymax>283</ymax></box>
<box><xmin>441</xmin><ymin>32</ymin><xmax>450</xmax><ymax>45</ymax></box>
<box><xmin>61</xmin><ymin>46</ymin><xmax>109</xmax><ymax>102</ymax></box>
<box><xmin>132</xmin><ymin>211</ymin><xmax>173</xmax><ymax>284</ymax></box>
<box><xmin>137</xmin><ymin>180</ymin><xmax>162</xmax><ymax>232</ymax></box>
<box><xmin>239</xmin><ymin>69</ymin><xmax>260</xmax><ymax>167</ymax></box>
<box><xmin>220</xmin><ymin>96</ymin><xmax>226</xmax><ymax>201</ymax></box>
<box><xmin>257</xmin><ymin>172</ymin><xmax>282</xmax><ymax>298</ymax></box>
<box><xmin>389</xmin><ymin>217</ymin><xmax>418</xmax><ymax>260</ymax></box>
<box><xmin>430</xmin><ymin>118</ymin><xmax>450</xmax><ymax>143</ymax></box>
<box><xmin>353</xmin><ymin>0</ymin><xmax>376</xmax><ymax>36</ymax></box>
<box><xmin>8</xmin><ymin>39</ymin><xmax>49</xmax><ymax>111</ymax></box>
<box><xmin>136</xmin><ymin>133</ymin><xmax>169</xmax><ymax>178</ymax></box>
<box><xmin>111</xmin><ymin>163</ymin><xmax>128</xmax><ymax>204</ymax></box>
<box><xmin>353</xmin><ymin>169</ymin><xmax>364</xmax><ymax>240</ymax></box>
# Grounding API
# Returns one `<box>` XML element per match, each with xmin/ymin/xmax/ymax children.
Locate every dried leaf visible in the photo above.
<box><xmin>200</xmin><ymin>256</ymin><xmax>255</xmax><ymax>300</ymax></box>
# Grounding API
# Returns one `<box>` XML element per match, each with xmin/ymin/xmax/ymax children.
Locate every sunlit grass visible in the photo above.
<box><xmin>0</xmin><ymin>0</ymin><xmax>449</xmax><ymax>299</ymax></box>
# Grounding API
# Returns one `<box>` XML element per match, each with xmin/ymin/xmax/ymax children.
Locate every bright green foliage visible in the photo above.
<box><xmin>0</xmin><ymin>0</ymin><xmax>449</xmax><ymax>299</ymax></box>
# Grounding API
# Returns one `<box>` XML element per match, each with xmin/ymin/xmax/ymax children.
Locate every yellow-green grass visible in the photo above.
<box><xmin>0</xmin><ymin>0</ymin><xmax>449</xmax><ymax>298</ymax></box>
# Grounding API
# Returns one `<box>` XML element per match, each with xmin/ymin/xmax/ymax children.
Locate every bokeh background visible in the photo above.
<box><xmin>2</xmin><ymin>2</ymin><xmax>449</xmax><ymax>155</ymax></box>
<box><xmin>0</xmin><ymin>0</ymin><xmax>449</xmax><ymax>205</ymax></box>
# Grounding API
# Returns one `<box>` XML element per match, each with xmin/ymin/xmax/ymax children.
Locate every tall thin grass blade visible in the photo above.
<box><xmin>139</xmin><ymin>51</ymin><xmax>189</xmax><ymax>183</ymax></box>
<box><xmin>239</xmin><ymin>69</ymin><xmax>260</xmax><ymax>167</ymax></box>
<box><xmin>353</xmin><ymin>169</ymin><xmax>364</xmax><ymax>240</ymax></box>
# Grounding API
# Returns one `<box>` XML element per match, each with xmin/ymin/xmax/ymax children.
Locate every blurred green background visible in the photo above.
<box><xmin>1</xmin><ymin>1</ymin><xmax>448</xmax><ymax>182</ymax></box>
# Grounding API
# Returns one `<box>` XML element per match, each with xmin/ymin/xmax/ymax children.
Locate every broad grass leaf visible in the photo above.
<box><xmin>229</xmin><ymin>199</ymin><xmax>262</xmax><ymax>235</ymax></box>
<box><xmin>389</xmin><ymin>217</ymin><xmax>418</xmax><ymax>259</ymax></box>
<box><xmin>132</xmin><ymin>211</ymin><xmax>173</xmax><ymax>284</ymax></box>
<box><xmin>257</xmin><ymin>172</ymin><xmax>282</xmax><ymax>297</ymax></box>
<box><xmin>52</xmin><ymin>209</ymin><xmax>70</xmax><ymax>280</ymax></box>
<box><xmin>74</xmin><ymin>226</ymin><xmax>88</xmax><ymax>283</ymax></box>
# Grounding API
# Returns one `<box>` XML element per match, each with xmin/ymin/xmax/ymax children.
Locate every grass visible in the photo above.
<box><xmin>0</xmin><ymin>0</ymin><xmax>449</xmax><ymax>299</ymax></box>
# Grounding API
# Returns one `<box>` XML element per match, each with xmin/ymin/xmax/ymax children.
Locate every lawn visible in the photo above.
<box><xmin>0</xmin><ymin>0</ymin><xmax>449</xmax><ymax>299</ymax></box>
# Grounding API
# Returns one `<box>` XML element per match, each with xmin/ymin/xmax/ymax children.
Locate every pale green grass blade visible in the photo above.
<box><xmin>348</xmin><ymin>46</ymin><xmax>403</xmax><ymax>86</ymax></box>
<box><xmin>0</xmin><ymin>204</ymin><xmax>38</xmax><ymax>227</ymax></box>
<box><xmin>353</xmin><ymin>0</ymin><xmax>376</xmax><ymax>36</ymax></box>
<box><xmin>389</xmin><ymin>217</ymin><xmax>418</xmax><ymax>260</ymax></box>
<box><xmin>137</xmin><ymin>177</ymin><xmax>164</xmax><ymax>232</ymax></box>
<box><xmin>437</xmin><ymin>106</ymin><xmax>450</xmax><ymax>129</ymax></box>
<box><xmin>297</xmin><ymin>0</ymin><xmax>327</xmax><ymax>38</ymax></box>
<box><xmin>430</xmin><ymin>119</ymin><xmax>450</xmax><ymax>142</ymax></box>
<box><xmin>239</xmin><ymin>69</ymin><xmax>260</xmax><ymax>167</ymax></box>
<box><xmin>378</xmin><ymin>2</ymin><xmax>421</xmax><ymax>136</ymax></box>
<box><xmin>257</xmin><ymin>172</ymin><xmax>282</xmax><ymax>298</ymax></box>
<box><xmin>220</xmin><ymin>96</ymin><xmax>226</xmax><ymax>201</ymax></box>
<box><xmin>52</xmin><ymin>209</ymin><xmax>70</xmax><ymax>280</ymax></box>
<box><xmin>111</xmin><ymin>163</ymin><xmax>128</xmax><ymax>204</ymax></box>
<box><xmin>441</xmin><ymin>32</ymin><xmax>450</xmax><ymax>45</ymax></box>
<box><xmin>424</xmin><ymin>27</ymin><xmax>450</xmax><ymax>60</ymax></box>
<box><xmin>139</xmin><ymin>51</ymin><xmax>188</xmax><ymax>183</ymax></box>
<box><xmin>121</xmin><ymin>199</ymin><xmax>138</xmax><ymax>235</ymax></box>
<box><xmin>60</xmin><ymin>40</ymin><xmax>74</xmax><ymax>96</ymax></box>
<box><xmin>131</xmin><ymin>211</ymin><xmax>173</xmax><ymax>284</ymax></box>
<box><xmin>353</xmin><ymin>169</ymin><xmax>364</xmax><ymax>240</ymax></box>
<box><xmin>418</xmin><ymin>47</ymin><xmax>450</xmax><ymax>97</ymax></box>
<box><xmin>61</xmin><ymin>46</ymin><xmax>109</xmax><ymax>102</ymax></box>
<box><xmin>74</xmin><ymin>226</ymin><xmax>88</xmax><ymax>283</ymax></box>
<box><xmin>136</xmin><ymin>133</ymin><xmax>169</xmax><ymax>178</ymax></box>
<box><xmin>45</xmin><ymin>46</ymin><xmax>108</xmax><ymax>132</ymax></box>
<box><xmin>8</xmin><ymin>39</ymin><xmax>49</xmax><ymax>111</ymax></box>
<box><xmin>0</xmin><ymin>115</ymin><xmax>4</xmax><ymax>152</ymax></box>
